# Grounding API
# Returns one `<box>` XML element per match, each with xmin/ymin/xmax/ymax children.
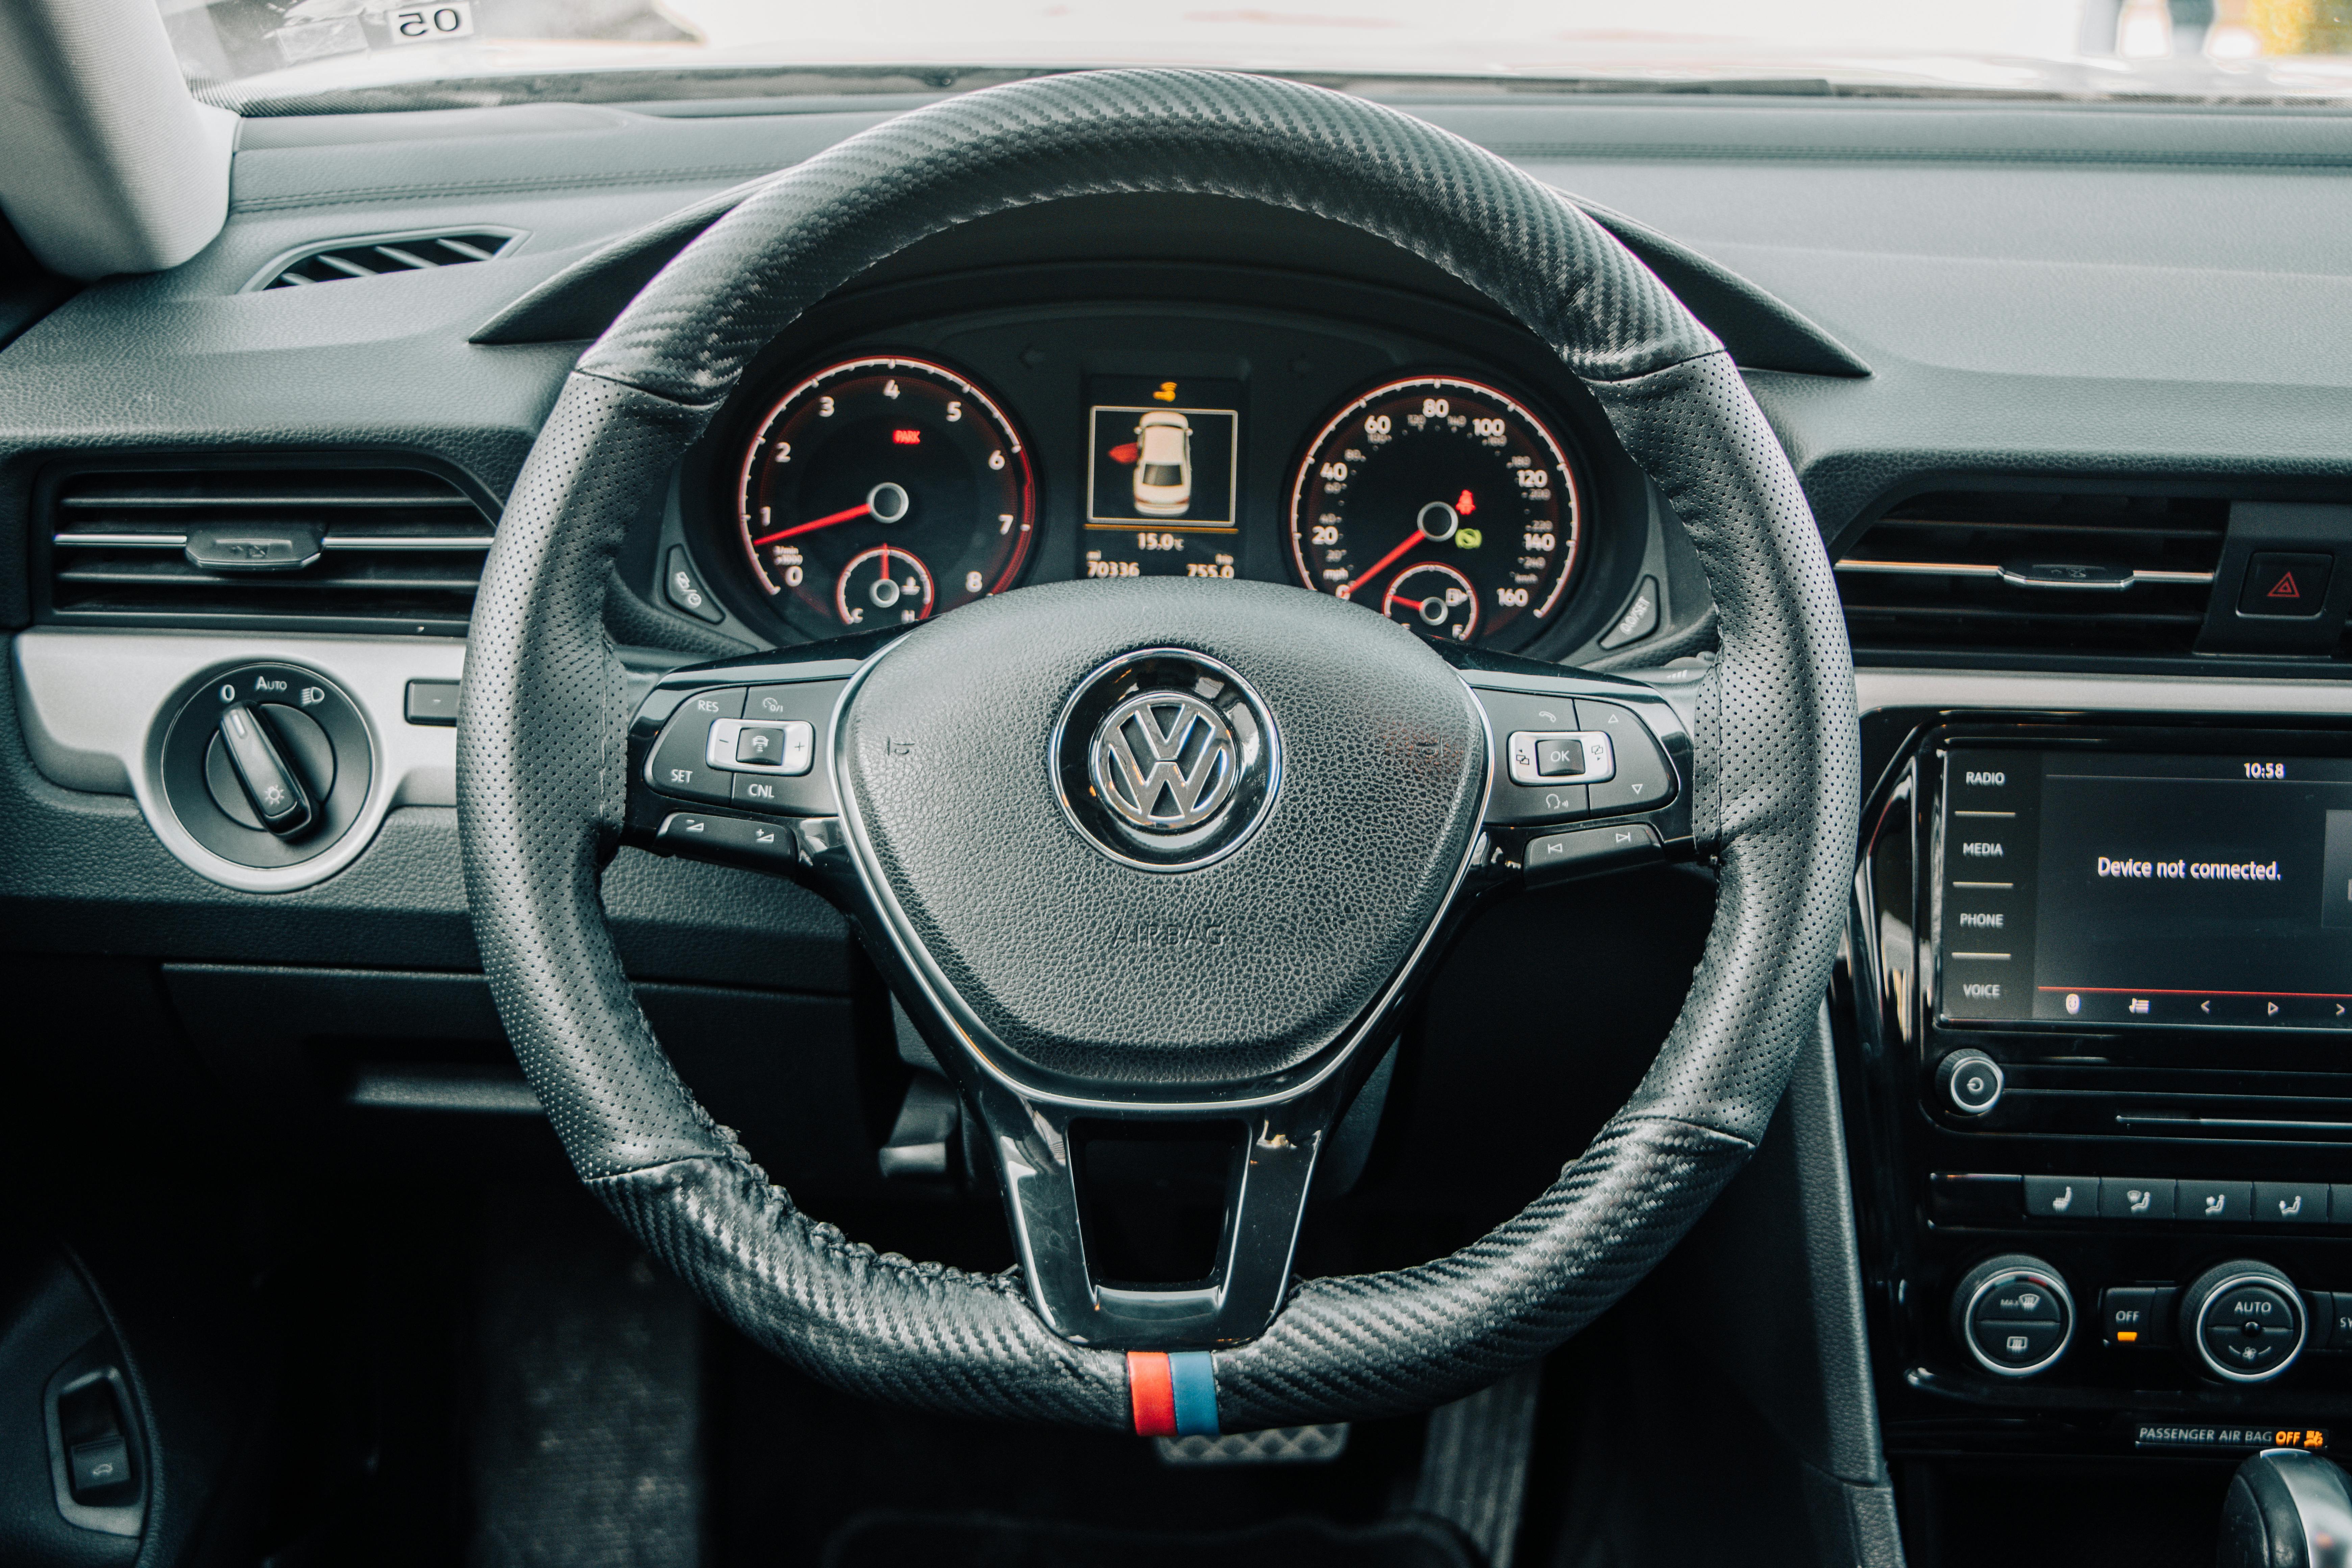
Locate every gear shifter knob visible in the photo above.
<box><xmin>2221</xmin><ymin>1449</ymin><xmax>2352</xmax><ymax>1568</ymax></box>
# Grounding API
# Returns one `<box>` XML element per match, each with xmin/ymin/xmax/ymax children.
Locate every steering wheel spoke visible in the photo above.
<box><xmin>954</xmin><ymin>1070</ymin><xmax>1352</xmax><ymax>1349</ymax></box>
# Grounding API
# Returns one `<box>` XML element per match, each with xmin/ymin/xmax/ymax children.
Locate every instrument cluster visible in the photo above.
<box><xmin>694</xmin><ymin>294</ymin><xmax>1647</xmax><ymax>658</ymax></box>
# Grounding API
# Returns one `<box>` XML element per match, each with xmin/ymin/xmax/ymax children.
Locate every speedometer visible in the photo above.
<box><xmin>1287</xmin><ymin>376</ymin><xmax>1582</xmax><ymax>651</ymax></box>
<box><xmin>737</xmin><ymin>356</ymin><xmax>1037</xmax><ymax>639</ymax></box>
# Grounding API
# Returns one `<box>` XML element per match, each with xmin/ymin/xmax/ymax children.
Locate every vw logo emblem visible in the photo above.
<box><xmin>1052</xmin><ymin>649</ymin><xmax>1280</xmax><ymax>870</ymax></box>
<box><xmin>1090</xmin><ymin>691</ymin><xmax>1237</xmax><ymax>831</ymax></box>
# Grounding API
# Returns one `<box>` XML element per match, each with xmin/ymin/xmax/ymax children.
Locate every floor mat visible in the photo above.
<box><xmin>821</xmin><ymin>1511</ymin><xmax>1475</xmax><ymax>1568</ymax></box>
<box><xmin>468</xmin><ymin>1183</ymin><xmax>704</xmax><ymax>1568</ymax></box>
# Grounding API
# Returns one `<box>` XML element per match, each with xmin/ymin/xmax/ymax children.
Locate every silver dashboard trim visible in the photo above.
<box><xmin>1854</xmin><ymin>668</ymin><xmax>2352</xmax><ymax>721</ymax></box>
<box><xmin>12</xmin><ymin>628</ymin><xmax>464</xmax><ymax>893</ymax></box>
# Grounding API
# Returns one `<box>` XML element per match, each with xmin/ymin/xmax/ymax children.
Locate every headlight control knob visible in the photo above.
<box><xmin>2182</xmin><ymin>1260</ymin><xmax>2308</xmax><ymax>1384</ymax></box>
<box><xmin>1936</xmin><ymin>1049</ymin><xmax>2004</xmax><ymax>1115</ymax></box>
<box><xmin>1951</xmin><ymin>1254</ymin><xmax>2073</xmax><ymax>1378</ymax></box>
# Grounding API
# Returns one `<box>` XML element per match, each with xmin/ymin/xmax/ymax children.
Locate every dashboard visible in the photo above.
<box><xmin>669</xmin><ymin>267</ymin><xmax>1656</xmax><ymax>660</ymax></box>
<box><xmin>8</xmin><ymin>84</ymin><xmax>2352</xmax><ymax>1568</ymax></box>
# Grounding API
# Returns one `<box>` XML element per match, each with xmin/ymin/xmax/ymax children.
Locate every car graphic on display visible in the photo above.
<box><xmin>1130</xmin><ymin>410</ymin><xmax>1193</xmax><ymax>516</ymax></box>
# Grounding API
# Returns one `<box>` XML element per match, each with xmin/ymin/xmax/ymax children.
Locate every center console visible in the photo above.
<box><xmin>1848</xmin><ymin>708</ymin><xmax>2352</xmax><ymax>1464</ymax></box>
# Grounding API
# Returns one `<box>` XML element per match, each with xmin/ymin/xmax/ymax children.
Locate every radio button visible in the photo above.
<box><xmin>2100</xmin><ymin>1179</ymin><xmax>2177</xmax><ymax>1221</ymax></box>
<box><xmin>2024</xmin><ymin>1176</ymin><xmax>2098</xmax><ymax>1219</ymax></box>
<box><xmin>2255</xmin><ymin>1182</ymin><xmax>2329</xmax><ymax>1224</ymax></box>
<box><xmin>2182</xmin><ymin>1179</ymin><xmax>2255</xmax><ymax>1223</ymax></box>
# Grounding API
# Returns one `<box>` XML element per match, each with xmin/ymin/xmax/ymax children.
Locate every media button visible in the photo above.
<box><xmin>2255</xmin><ymin>1181</ymin><xmax>2328</xmax><ymax>1224</ymax></box>
<box><xmin>2100</xmin><ymin>1179</ymin><xmax>2177</xmax><ymax>1221</ymax></box>
<box><xmin>2025</xmin><ymin>1176</ymin><xmax>2098</xmax><ymax>1218</ymax></box>
<box><xmin>2183</xmin><ymin>1180</ymin><xmax>2255</xmax><ymax>1223</ymax></box>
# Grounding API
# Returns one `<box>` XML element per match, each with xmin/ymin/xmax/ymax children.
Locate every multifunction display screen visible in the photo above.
<box><xmin>1938</xmin><ymin>750</ymin><xmax>2352</xmax><ymax>1030</ymax></box>
<box><xmin>1080</xmin><ymin>376</ymin><xmax>1243</xmax><ymax>581</ymax></box>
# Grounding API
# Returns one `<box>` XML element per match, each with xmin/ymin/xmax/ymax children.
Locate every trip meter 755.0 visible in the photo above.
<box><xmin>1287</xmin><ymin>376</ymin><xmax>1582</xmax><ymax>652</ymax></box>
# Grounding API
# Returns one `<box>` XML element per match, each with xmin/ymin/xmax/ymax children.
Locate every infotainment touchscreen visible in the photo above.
<box><xmin>1937</xmin><ymin>750</ymin><xmax>2352</xmax><ymax>1030</ymax></box>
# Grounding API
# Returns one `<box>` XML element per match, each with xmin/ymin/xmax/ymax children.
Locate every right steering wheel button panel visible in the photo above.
<box><xmin>1477</xmin><ymin>689</ymin><xmax>1677</xmax><ymax>827</ymax></box>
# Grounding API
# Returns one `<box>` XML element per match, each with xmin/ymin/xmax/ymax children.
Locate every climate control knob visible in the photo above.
<box><xmin>2182</xmin><ymin>1260</ymin><xmax>2308</xmax><ymax>1384</ymax></box>
<box><xmin>1951</xmin><ymin>1254</ymin><xmax>2074</xmax><ymax>1378</ymax></box>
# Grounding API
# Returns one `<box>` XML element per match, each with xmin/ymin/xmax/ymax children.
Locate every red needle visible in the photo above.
<box><xmin>1339</xmin><ymin>530</ymin><xmax>1424</xmax><ymax>601</ymax></box>
<box><xmin>751</xmin><ymin>501</ymin><xmax>870</xmax><ymax>546</ymax></box>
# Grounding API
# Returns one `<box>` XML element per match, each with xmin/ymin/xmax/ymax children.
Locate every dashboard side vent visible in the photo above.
<box><xmin>1835</xmin><ymin>490</ymin><xmax>2226</xmax><ymax>658</ymax></box>
<box><xmin>254</xmin><ymin>230</ymin><xmax>518</xmax><ymax>290</ymax></box>
<box><xmin>43</xmin><ymin>463</ymin><xmax>495</xmax><ymax>635</ymax></box>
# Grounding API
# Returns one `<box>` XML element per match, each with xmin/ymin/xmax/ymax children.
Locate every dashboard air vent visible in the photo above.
<box><xmin>256</xmin><ymin>230</ymin><xmax>517</xmax><ymax>290</ymax></box>
<box><xmin>43</xmin><ymin>464</ymin><xmax>495</xmax><ymax>635</ymax></box>
<box><xmin>1835</xmin><ymin>490</ymin><xmax>2226</xmax><ymax>657</ymax></box>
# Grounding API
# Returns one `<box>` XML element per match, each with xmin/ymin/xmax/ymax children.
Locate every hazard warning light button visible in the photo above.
<box><xmin>2238</xmin><ymin>552</ymin><xmax>2333</xmax><ymax>618</ymax></box>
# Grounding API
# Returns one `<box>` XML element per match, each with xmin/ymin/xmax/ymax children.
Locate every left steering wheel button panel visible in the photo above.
<box><xmin>646</xmin><ymin>687</ymin><xmax>743</xmax><ymax>804</ymax></box>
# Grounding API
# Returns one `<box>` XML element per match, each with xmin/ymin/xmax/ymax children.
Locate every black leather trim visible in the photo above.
<box><xmin>458</xmin><ymin>68</ymin><xmax>1857</xmax><ymax>1428</ymax></box>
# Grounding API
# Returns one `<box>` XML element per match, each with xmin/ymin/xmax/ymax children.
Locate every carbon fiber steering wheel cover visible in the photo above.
<box><xmin>457</xmin><ymin>69</ymin><xmax>1859</xmax><ymax>1429</ymax></box>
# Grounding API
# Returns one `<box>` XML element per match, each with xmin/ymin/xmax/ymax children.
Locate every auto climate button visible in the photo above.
<box><xmin>2182</xmin><ymin>1260</ymin><xmax>2308</xmax><ymax>1384</ymax></box>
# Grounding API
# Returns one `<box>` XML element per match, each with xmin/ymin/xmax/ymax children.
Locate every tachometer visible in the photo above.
<box><xmin>737</xmin><ymin>356</ymin><xmax>1036</xmax><ymax>637</ymax></box>
<box><xmin>1287</xmin><ymin>376</ymin><xmax>1581</xmax><ymax>650</ymax></box>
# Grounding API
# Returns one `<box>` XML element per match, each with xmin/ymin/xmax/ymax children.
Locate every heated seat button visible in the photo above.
<box><xmin>2239</xmin><ymin>552</ymin><xmax>2332</xmax><ymax>618</ymax></box>
<box><xmin>2256</xmin><ymin>1182</ymin><xmax>2328</xmax><ymax>1224</ymax></box>
<box><xmin>2099</xmin><ymin>1178</ymin><xmax>2177</xmax><ymax>1220</ymax></box>
<box><xmin>2023</xmin><ymin>1176</ymin><xmax>2097</xmax><ymax>1218</ymax></box>
<box><xmin>2182</xmin><ymin>1179</ymin><xmax>2255</xmax><ymax>1223</ymax></box>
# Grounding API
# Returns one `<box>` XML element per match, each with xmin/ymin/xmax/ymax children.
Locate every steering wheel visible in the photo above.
<box><xmin>456</xmin><ymin>69</ymin><xmax>1858</xmax><ymax>1438</ymax></box>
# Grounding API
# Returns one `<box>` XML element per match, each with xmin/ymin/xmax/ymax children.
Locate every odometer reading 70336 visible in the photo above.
<box><xmin>1287</xmin><ymin>376</ymin><xmax>1582</xmax><ymax>651</ymax></box>
<box><xmin>736</xmin><ymin>356</ymin><xmax>1037</xmax><ymax>640</ymax></box>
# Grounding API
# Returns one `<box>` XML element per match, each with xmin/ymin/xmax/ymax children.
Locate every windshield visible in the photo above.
<box><xmin>158</xmin><ymin>0</ymin><xmax>2352</xmax><ymax>109</ymax></box>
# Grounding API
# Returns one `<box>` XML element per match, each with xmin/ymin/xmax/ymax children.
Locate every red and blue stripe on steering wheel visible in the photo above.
<box><xmin>1126</xmin><ymin>1350</ymin><xmax>1220</xmax><ymax>1437</ymax></box>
